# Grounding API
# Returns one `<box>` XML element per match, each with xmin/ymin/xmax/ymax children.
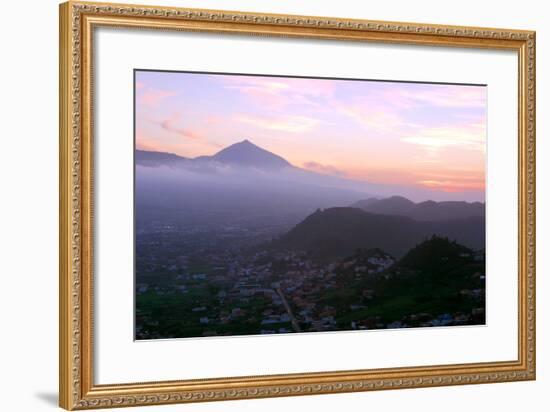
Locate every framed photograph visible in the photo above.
<box><xmin>59</xmin><ymin>1</ymin><xmax>536</xmax><ymax>409</ymax></box>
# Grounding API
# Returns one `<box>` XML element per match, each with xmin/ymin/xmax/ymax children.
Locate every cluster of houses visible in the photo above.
<box><xmin>136</xmin><ymin>237</ymin><xmax>485</xmax><ymax>339</ymax></box>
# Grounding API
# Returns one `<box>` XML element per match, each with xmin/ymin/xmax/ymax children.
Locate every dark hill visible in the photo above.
<box><xmin>353</xmin><ymin>196</ymin><xmax>415</xmax><ymax>215</ymax></box>
<box><xmin>274</xmin><ymin>207</ymin><xmax>484</xmax><ymax>259</ymax></box>
<box><xmin>399</xmin><ymin>235</ymin><xmax>473</xmax><ymax>272</ymax></box>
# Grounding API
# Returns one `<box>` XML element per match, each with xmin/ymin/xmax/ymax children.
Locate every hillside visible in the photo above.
<box><xmin>273</xmin><ymin>207</ymin><xmax>485</xmax><ymax>259</ymax></box>
<box><xmin>319</xmin><ymin>236</ymin><xmax>486</xmax><ymax>328</ymax></box>
<box><xmin>399</xmin><ymin>235</ymin><xmax>477</xmax><ymax>271</ymax></box>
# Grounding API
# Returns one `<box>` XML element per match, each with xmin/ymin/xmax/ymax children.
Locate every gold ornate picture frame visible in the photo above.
<box><xmin>59</xmin><ymin>1</ymin><xmax>536</xmax><ymax>410</ymax></box>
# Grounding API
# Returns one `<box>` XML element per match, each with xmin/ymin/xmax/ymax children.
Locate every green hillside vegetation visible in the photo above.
<box><xmin>312</xmin><ymin>236</ymin><xmax>485</xmax><ymax>329</ymax></box>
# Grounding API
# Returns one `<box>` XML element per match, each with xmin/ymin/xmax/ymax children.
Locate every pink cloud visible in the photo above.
<box><xmin>330</xmin><ymin>85</ymin><xmax>486</xmax><ymax>141</ymax></box>
<box><xmin>337</xmin><ymin>103</ymin><xmax>405</xmax><ymax>134</ymax></box>
<box><xmin>157</xmin><ymin>113</ymin><xmax>202</xmax><ymax>140</ymax></box>
<box><xmin>204</xmin><ymin>114</ymin><xmax>224</xmax><ymax>125</ymax></box>
<box><xmin>218</xmin><ymin>76</ymin><xmax>335</xmax><ymax>110</ymax></box>
<box><xmin>382</xmin><ymin>85</ymin><xmax>486</xmax><ymax>110</ymax></box>
<box><xmin>137</xmin><ymin>88</ymin><xmax>177</xmax><ymax>107</ymax></box>
<box><xmin>136</xmin><ymin>133</ymin><xmax>162</xmax><ymax>152</ymax></box>
<box><xmin>235</xmin><ymin>113</ymin><xmax>321</xmax><ymax>133</ymax></box>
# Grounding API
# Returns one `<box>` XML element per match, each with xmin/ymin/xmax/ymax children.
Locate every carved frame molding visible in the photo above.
<box><xmin>59</xmin><ymin>1</ymin><xmax>535</xmax><ymax>409</ymax></box>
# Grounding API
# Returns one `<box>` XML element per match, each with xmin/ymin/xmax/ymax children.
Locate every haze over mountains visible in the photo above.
<box><xmin>137</xmin><ymin>139</ymin><xmax>375</xmax><ymax>198</ymax></box>
<box><xmin>136</xmin><ymin>140</ymin><xmax>486</xmax><ymax>254</ymax></box>
<box><xmin>137</xmin><ymin>139</ymin><xmax>484</xmax><ymax>201</ymax></box>
<box><xmin>136</xmin><ymin>140</ymin><xmax>369</xmax><ymax>226</ymax></box>
<box><xmin>351</xmin><ymin>196</ymin><xmax>484</xmax><ymax>221</ymax></box>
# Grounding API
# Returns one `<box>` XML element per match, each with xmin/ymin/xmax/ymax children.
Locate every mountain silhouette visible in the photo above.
<box><xmin>136</xmin><ymin>141</ymin><xmax>484</xmax><ymax>203</ymax></box>
<box><xmin>135</xmin><ymin>142</ymin><xmax>370</xmax><ymax>226</ymax></box>
<box><xmin>137</xmin><ymin>140</ymin><xmax>290</xmax><ymax>171</ymax></box>
<box><xmin>135</xmin><ymin>142</ymin><xmax>375</xmax><ymax>201</ymax></box>
<box><xmin>274</xmin><ymin>207</ymin><xmax>485</xmax><ymax>259</ymax></box>
<box><xmin>209</xmin><ymin>139</ymin><xmax>291</xmax><ymax>170</ymax></box>
<box><xmin>351</xmin><ymin>196</ymin><xmax>484</xmax><ymax>221</ymax></box>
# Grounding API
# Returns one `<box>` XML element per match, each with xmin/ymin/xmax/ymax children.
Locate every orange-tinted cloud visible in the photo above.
<box><xmin>416</xmin><ymin>179</ymin><xmax>485</xmax><ymax>192</ymax></box>
<box><xmin>402</xmin><ymin>123</ymin><xmax>486</xmax><ymax>153</ymax></box>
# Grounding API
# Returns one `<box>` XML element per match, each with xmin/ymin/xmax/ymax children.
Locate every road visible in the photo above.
<box><xmin>275</xmin><ymin>287</ymin><xmax>302</xmax><ymax>333</ymax></box>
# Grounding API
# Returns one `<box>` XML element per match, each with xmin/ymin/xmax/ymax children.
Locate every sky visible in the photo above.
<box><xmin>135</xmin><ymin>70</ymin><xmax>487</xmax><ymax>199</ymax></box>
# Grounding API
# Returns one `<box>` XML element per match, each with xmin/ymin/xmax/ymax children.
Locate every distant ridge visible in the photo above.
<box><xmin>136</xmin><ymin>142</ymin><xmax>484</xmax><ymax>202</ymax></box>
<box><xmin>351</xmin><ymin>196</ymin><xmax>485</xmax><ymax>221</ymax></box>
<box><xmin>137</xmin><ymin>140</ymin><xmax>290</xmax><ymax>171</ymax></box>
<box><xmin>135</xmin><ymin>149</ymin><xmax>187</xmax><ymax>167</ymax></box>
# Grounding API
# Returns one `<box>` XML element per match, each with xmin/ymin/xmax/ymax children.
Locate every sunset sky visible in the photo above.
<box><xmin>135</xmin><ymin>70</ymin><xmax>486</xmax><ymax>198</ymax></box>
